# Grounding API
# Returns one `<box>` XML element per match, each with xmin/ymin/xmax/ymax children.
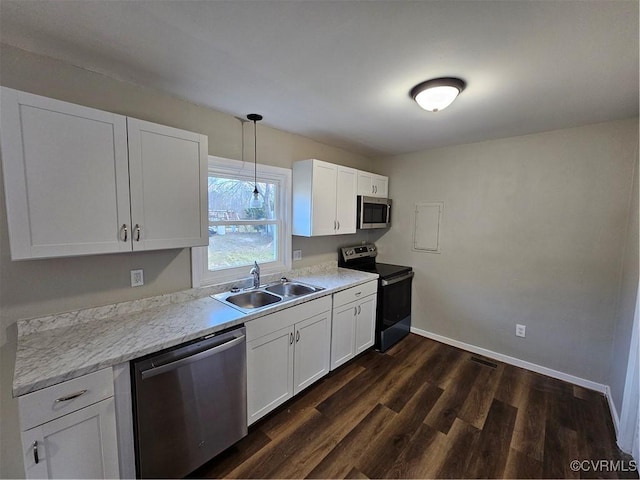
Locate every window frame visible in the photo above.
<box><xmin>191</xmin><ymin>155</ymin><xmax>292</xmax><ymax>287</ymax></box>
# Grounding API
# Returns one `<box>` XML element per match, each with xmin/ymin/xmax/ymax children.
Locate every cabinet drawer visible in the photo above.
<box><xmin>246</xmin><ymin>296</ymin><xmax>331</xmax><ymax>341</ymax></box>
<box><xmin>19</xmin><ymin>368</ymin><xmax>114</xmax><ymax>431</ymax></box>
<box><xmin>333</xmin><ymin>280</ymin><xmax>378</xmax><ymax>308</ymax></box>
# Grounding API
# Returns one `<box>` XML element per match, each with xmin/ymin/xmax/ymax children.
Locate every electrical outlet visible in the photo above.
<box><xmin>131</xmin><ymin>269</ymin><xmax>144</xmax><ymax>287</ymax></box>
<box><xmin>293</xmin><ymin>250</ymin><xmax>302</xmax><ymax>261</ymax></box>
<box><xmin>516</xmin><ymin>324</ymin><xmax>526</xmax><ymax>338</ymax></box>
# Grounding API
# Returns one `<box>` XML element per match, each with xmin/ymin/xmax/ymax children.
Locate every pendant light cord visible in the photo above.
<box><xmin>247</xmin><ymin>114</ymin><xmax>262</xmax><ymax>196</ymax></box>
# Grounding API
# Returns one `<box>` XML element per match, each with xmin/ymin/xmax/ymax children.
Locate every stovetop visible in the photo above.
<box><xmin>339</xmin><ymin>244</ymin><xmax>412</xmax><ymax>280</ymax></box>
<box><xmin>370</xmin><ymin>262</ymin><xmax>412</xmax><ymax>278</ymax></box>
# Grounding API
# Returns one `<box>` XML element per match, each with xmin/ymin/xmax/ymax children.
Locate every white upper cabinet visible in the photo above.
<box><xmin>127</xmin><ymin>119</ymin><xmax>208</xmax><ymax>251</ymax></box>
<box><xmin>1</xmin><ymin>87</ymin><xmax>132</xmax><ymax>259</ymax></box>
<box><xmin>357</xmin><ymin>170</ymin><xmax>388</xmax><ymax>198</ymax></box>
<box><xmin>335</xmin><ymin>165</ymin><xmax>358</xmax><ymax>233</ymax></box>
<box><xmin>0</xmin><ymin>87</ymin><xmax>208</xmax><ymax>260</ymax></box>
<box><xmin>292</xmin><ymin>159</ymin><xmax>357</xmax><ymax>236</ymax></box>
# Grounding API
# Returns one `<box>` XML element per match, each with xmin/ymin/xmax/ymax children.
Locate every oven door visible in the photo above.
<box><xmin>377</xmin><ymin>271</ymin><xmax>413</xmax><ymax>351</ymax></box>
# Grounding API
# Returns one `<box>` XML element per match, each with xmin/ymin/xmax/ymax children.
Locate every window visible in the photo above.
<box><xmin>192</xmin><ymin>156</ymin><xmax>291</xmax><ymax>286</ymax></box>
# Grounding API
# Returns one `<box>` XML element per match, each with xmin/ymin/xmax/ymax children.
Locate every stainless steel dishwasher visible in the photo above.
<box><xmin>131</xmin><ymin>325</ymin><xmax>247</xmax><ymax>479</ymax></box>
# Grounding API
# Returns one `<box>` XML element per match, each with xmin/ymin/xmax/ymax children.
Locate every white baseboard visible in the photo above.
<box><xmin>410</xmin><ymin>327</ymin><xmax>619</xmax><ymax>432</ymax></box>
<box><xmin>604</xmin><ymin>385</ymin><xmax>621</xmax><ymax>438</ymax></box>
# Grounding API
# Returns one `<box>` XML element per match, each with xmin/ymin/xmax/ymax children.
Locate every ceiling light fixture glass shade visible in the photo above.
<box><xmin>247</xmin><ymin>113</ymin><xmax>263</xmax><ymax>209</ymax></box>
<box><xmin>410</xmin><ymin>77</ymin><xmax>466</xmax><ymax>112</ymax></box>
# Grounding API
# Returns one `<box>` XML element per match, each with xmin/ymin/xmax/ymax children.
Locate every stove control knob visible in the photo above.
<box><xmin>345</xmin><ymin>249</ymin><xmax>354</xmax><ymax>256</ymax></box>
<box><xmin>369</xmin><ymin>246</ymin><xmax>376</xmax><ymax>251</ymax></box>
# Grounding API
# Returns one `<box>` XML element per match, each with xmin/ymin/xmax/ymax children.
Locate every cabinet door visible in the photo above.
<box><xmin>0</xmin><ymin>87</ymin><xmax>131</xmax><ymax>259</ymax></box>
<box><xmin>371</xmin><ymin>174</ymin><xmax>388</xmax><ymax>198</ymax></box>
<box><xmin>247</xmin><ymin>326</ymin><xmax>294</xmax><ymax>425</ymax></box>
<box><xmin>310</xmin><ymin>160</ymin><xmax>338</xmax><ymax>235</ymax></box>
<box><xmin>357</xmin><ymin>171</ymin><xmax>373</xmax><ymax>196</ymax></box>
<box><xmin>335</xmin><ymin>166</ymin><xmax>357</xmax><ymax>234</ymax></box>
<box><xmin>127</xmin><ymin>119</ymin><xmax>208</xmax><ymax>251</ymax></box>
<box><xmin>22</xmin><ymin>398</ymin><xmax>119</xmax><ymax>479</ymax></box>
<box><xmin>330</xmin><ymin>303</ymin><xmax>357</xmax><ymax>370</ymax></box>
<box><xmin>355</xmin><ymin>294</ymin><xmax>377</xmax><ymax>354</ymax></box>
<box><xmin>294</xmin><ymin>312</ymin><xmax>331</xmax><ymax>394</ymax></box>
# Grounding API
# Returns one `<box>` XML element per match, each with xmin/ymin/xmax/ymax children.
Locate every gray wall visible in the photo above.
<box><xmin>609</xmin><ymin>152</ymin><xmax>639</xmax><ymax>415</ymax></box>
<box><xmin>0</xmin><ymin>44</ymin><xmax>371</xmax><ymax>478</ymax></box>
<box><xmin>372</xmin><ymin>119</ymin><xmax>639</xmax><ymax>385</ymax></box>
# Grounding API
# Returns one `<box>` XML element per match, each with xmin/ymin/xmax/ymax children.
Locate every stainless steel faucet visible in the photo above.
<box><xmin>249</xmin><ymin>261</ymin><xmax>260</xmax><ymax>288</ymax></box>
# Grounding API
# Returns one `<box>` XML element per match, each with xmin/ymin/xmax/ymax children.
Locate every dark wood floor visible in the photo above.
<box><xmin>190</xmin><ymin>334</ymin><xmax>637</xmax><ymax>479</ymax></box>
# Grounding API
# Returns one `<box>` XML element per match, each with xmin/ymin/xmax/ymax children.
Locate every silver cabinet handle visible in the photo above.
<box><xmin>135</xmin><ymin>224</ymin><xmax>141</xmax><ymax>241</ymax></box>
<box><xmin>358</xmin><ymin>305</ymin><xmax>362</xmax><ymax>315</ymax></box>
<box><xmin>333</xmin><ymin>220</ymin><xmax>337</xmax><ymax>230</ymax></box>
<box><xmin>354</xmin><ymin>306</ymin><xmax>357</xmax><ymax>316</ymax></box>
<box><xmin>121</xmin><ymin>224</ymin><xmax>128</xmax><ymax>242</ymax></box>
<box><xmin>55</xmin><ymin>389</ymin><xmax>88</xmax><ymax>403</ymax></box>
<box><xmin>33</xmin><ymin>441</ymin><xmax>39</xmax><ymax>464</ymax></box>
<box><xmin>290</xmin><ymin>332</ymin><xmax>294</xmax><ymax>345</ymax></box>
<box><xmin>355</xmin><ymin>291</ymin><xmax>361</xmax><ymax>297</ymax></box>
<box><xmin>296</xmin><ymin>330</ymin><xmax>300</xmax><ymax>342</ymax></box>
<box><xmin>337</xmin><ymin>220</ymin><xmax>340</xmax><ymax>230</ymax></box>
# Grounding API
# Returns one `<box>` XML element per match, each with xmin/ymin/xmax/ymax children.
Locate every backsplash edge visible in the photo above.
<box><xmin>17</xmin><ymin>261</ymin><xmax>339</xmax><ymax>336</ymax></box>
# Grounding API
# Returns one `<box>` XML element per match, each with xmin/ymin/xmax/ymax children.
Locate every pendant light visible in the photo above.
<box><xmin>247</xmin><ymin>113</ymin><xmax>263</xmax><ymax>209</ymax></box>
<box><xmin>410</xmin><ymin>77</ymin><xmax>466</xmax><ymax>112</ymax></box>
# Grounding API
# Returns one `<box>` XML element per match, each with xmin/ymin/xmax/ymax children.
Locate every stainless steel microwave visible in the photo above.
<box><xmin>357</xmin><ymin>195</ymin><xmax>392</xmax><ymax>229</ymax></box>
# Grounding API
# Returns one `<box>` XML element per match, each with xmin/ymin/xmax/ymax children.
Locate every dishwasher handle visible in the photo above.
<box><xmin>140</xmin><ymin>334</ymin><xmax>245</xmax><ymax>379</ymax></box>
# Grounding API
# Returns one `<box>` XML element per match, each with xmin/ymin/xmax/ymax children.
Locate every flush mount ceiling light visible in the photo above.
<box><xmin>247</xmin><ymin>113</ymin><xmax>263</xmax><ymax>209</ymax></box>
<box><xmin>410</xmin><ymin>77</ymin><xmax>466</xmax><ymax>112</ymax></box>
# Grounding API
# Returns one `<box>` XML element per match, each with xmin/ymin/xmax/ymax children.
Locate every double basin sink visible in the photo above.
<box><xmin>213</xmin><ymin>279</ymin><xmax>324</xmax><ymax>314</ymax></box>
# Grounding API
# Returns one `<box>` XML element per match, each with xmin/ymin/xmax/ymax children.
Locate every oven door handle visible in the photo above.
<box><xmin>380</xmin><ymin>271</ymin><xmax>414</xmax><ymax>287</ymax></box>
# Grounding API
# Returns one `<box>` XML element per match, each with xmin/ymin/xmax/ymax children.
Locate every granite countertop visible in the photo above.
<box><xmin>13</xmin><ymin>265</ymin><xmax>378</xmax><ymax>397</ymax></box>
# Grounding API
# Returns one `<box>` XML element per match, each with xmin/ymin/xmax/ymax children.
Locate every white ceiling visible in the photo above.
<box><xmin>1</xmin><ymin>0</ymin><xmax>638</xmax><ymax>157</ymax></box>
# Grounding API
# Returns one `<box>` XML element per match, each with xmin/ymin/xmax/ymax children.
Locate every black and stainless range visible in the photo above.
<box><xmin>339</xmin><ymin>244</ymin><xmax>413</xmax><ymax>352</ymax></box>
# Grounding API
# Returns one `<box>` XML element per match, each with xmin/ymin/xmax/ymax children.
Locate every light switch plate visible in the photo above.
<box><xmin>293</xmin><ymin>250</ymin><xmax>302</xmax><ymax>261</ymax></box>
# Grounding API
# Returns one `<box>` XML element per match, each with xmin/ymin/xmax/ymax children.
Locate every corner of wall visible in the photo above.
<box><xmin>0</xmin><ymin>322</ymin><xmax>25</xmax><ymax>478</ymax></box>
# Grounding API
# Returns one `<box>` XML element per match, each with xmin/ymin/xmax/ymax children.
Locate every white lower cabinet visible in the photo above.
<box><xmin>246</xmin><ymin>296</ymin><xmax>331</xmax><ymax>425</ymax></box>
<box><xmin>294</xmin><ymin>313</ymin><xmax>333</xmax><ymax>392</ymax></box>
<box><xmin>354</xmin><ymin>294</ymin><xmax>377</xmax><ymax>354</ymax></box>
<box><xmin>21</xmin><ymin>398</ymin><xmax>119</xmax><ymax>479</ymax></box>
<box><xmin>330</xmin><ymin>280</ymin><xmax>378</xmax><ymax>370</ymax></box>
<box><xmin>246</xmin><ymin>326</ymin><xmax>295</xmax><ymax>424</ymax></box>
<box><xmin>18</xmin><ymin>368</ymin><xmax>119</xmax><ymax>479</ymax></box>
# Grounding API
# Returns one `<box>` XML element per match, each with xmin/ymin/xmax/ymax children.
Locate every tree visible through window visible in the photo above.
<box><xmin>192</xmin><ymin>156</ymin><xmax>291</xmax><ymax>287</ymax></box>
<box><xmin>207</xmin><ymin>176</ymin><xmax>277</xmax><ymax>270</ymax></box>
